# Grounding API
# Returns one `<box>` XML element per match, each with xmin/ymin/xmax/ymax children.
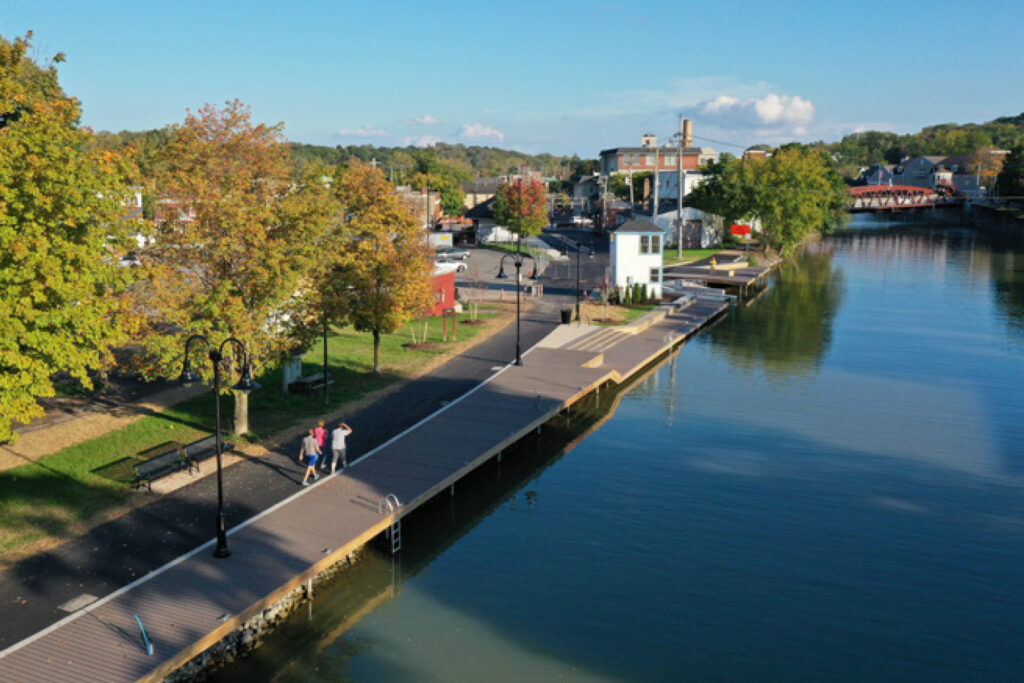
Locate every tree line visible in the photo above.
<box><xmin>819</xmin><ymin>113</ymin><xmax>1024</xmax><ymax>178</ymax></box>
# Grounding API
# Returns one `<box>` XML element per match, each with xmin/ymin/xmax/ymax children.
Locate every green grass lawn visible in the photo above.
<box><xmin>662</xmin><ymin>248</ymin><xmax>720</xmax><ymax>267</ymax></box>
<box><xmin>0</xmin><ymin>310</ymin><xmax>502</xmax><ymax>558</ymax></box>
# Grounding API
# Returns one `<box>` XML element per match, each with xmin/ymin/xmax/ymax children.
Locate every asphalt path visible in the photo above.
<box><xmin>0</xmin><ymin>274</ymin><xmax>576</xmax><ymax>650</ymax></box>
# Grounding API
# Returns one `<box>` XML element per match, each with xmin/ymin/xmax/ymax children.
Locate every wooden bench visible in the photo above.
<box><xmin>288</xmin><ymin>372</ymin><xmax>335</xmax><ymax>394</ymax></box>
<box><xmin>133</xmin><ymin>436</ymin><xmax>232</xmax><ymax>492</ymax></box>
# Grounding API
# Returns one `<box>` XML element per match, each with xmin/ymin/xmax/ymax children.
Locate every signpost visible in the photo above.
<box><xmin>731</xmin><ymin>224</ymin><xmax>751</xmax><ymax>256</ymax></box>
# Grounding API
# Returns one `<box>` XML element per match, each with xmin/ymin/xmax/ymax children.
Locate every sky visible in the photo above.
<box><xmin>4</xmin><ymin>0</ymin><xmax>1023</xmax><ymax>157</ymax></box>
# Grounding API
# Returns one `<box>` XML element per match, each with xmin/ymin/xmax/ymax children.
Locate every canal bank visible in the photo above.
<box><xmin>0</xmin><ymin>296</ymin><xmax>729</xmax><ymax>683</ymax></box>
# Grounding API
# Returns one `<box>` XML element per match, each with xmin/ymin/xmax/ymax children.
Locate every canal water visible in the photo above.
<box><xmin>212</xmin><ymin>215</ymin><xmax>1024</xmax><ymax>682</ymax></box>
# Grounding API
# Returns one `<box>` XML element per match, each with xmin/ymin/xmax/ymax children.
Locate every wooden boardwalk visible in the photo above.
<box><xmin>664</xmin><ymin>249</ymin><xmax>772</xmax><ymax>288</ymax></box>
<box><xmin>0</xmin><ymin>298</ymin><xmax>728</xmax><ymax>683</ymax></box>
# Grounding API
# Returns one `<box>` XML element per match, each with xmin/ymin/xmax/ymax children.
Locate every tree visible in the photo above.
<box><xmin>996</xmin><ymin>146</ymin><xmax>1024</xmax><ymax>197</ymax></box>
<box><xmin>690</xmin><ymin>148</ymin><xmax>847</xmax><ymax>254</ymax></box>
<box><xmin>333</xmin><ymin>162</ymin><xmax>433</xmax><ymax>374</ymax></box>
<box><xmin>127</xmin><ymin>100</ymin><xmax>337</xmax><ymax>433</ymax></box>
<box><xmin>492</xmin><ymin>178</ymin><xmax>548</xmax><ymax>240</ymax></box>
<box><xmin>410</xmin><ymin>150</ymin><xmax>470</xmax><ymax>215</ymax></box>
<box><xmin>0</xmin><ymin>34</ymin><xmax>137</xmax><ymax>442</ymax></box>
<box><xmin>754</xmin><ymin>145</ymin><xmax>848</xmax><ymax>253</ymax></box>
<box><xmin>968</xmin><ymin>147</ymin><xmax>1006</xmax><ymax>192</ymax></box>
<box><xmin>410</xmin><ymin>170</ymin><xmax>465</xmax><ymax>216</ymax></box>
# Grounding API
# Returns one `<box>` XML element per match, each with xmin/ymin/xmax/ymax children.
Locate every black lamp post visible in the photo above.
<box><xmin>496</xmin><ymin>251</ymin><xmax>536</xmax><ymax>366</ymax></box>
<box><xmin>180</xmin><ymin>335</ymin><xmax>260</xmax><ymax>558</ymax></box>
<box><xmin>568</xmin><ymin>239</ymin><xmax>595</xmax><ymax>321</ymax></box>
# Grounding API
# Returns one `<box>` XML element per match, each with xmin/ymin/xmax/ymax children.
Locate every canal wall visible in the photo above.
<box><xmin>963</xmin><ymin>202</ymin><xmax>1024</xmax><ymax>238</ymax></box>
<box><xmin>164</xmin><ymin>550</ymin><xmax>364</xmax><ymax>682</ymax></box>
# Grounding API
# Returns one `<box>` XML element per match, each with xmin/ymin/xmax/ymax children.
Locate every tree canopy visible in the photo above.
<box><xmin>126</xmin><ymin>101</ymin><xmax>337</xmax><ymax>394</ymax></box>
<box><xmin>0</xmin><ymin>33</ymin><xmax>137</xmax><ymax>441</ymax></box>
<box><xmin>492</xmin><ymin>178</ymin><xmax>548</xmax><ymax>239</ymax></box>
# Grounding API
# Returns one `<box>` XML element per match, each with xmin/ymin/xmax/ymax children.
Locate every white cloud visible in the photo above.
<box><xmin>413</xmin><ymin>114</ymin><xmax>439</xmax><ymax>125</ymax></box>
<box><xmin>337</xmin><ymin>125</ymin><xmax>387</xmax><ymax>137</ymax></box>
<box><xmin>459</xmin><ymin>123</ymin><xmax>505</xmax><ymax>142</ymax></box>
<box><xmin>578</xmin><ymin>76</ymin><xmax>773</xmax><ymax>118</ymax></box>
<box><xmin>700</xmin><ymin>93</ymin><xmax>814</xmax><ymax>130</ymax></box>
<box><xmin>400</xmin><ymin>134</ymin><xmax>441</xmax><ymax>147</ymax></box>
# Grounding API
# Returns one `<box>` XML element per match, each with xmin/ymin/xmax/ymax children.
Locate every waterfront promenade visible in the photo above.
<box><xmin>0</xmin><ymin>297</ymin><xmax>727</xmax><ymax>683</ymax></box>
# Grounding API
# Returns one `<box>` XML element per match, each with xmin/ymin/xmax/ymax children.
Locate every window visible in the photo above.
<box><xmin>646</xmin><ymin>154</ymin><xmax>654</xmax><ymax>166</ymax></box>
<box><xmin>640</xmin><ymin>235</ymin><xmax>650</xmax><ymax>254</ymax></box>
<box><xmin>651</xmin><ymin>235</ymin><xmax>660</xmax><ymax>253</ymax></box>
<box><xmin>650</xmin><ymin>267</ymin><xmax>660</xmax><ymax>283</ymax></box>
<box><xmin>664</xmin><ymin>154</ymin><xmax>675</xmax><ymax>166</ymax></box>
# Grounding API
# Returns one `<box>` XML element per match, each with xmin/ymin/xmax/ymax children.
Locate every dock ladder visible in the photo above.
<box><xmin>378</xmin><ymin>493</ymin><xmax>403</xmax><ymax>554</ymax></box>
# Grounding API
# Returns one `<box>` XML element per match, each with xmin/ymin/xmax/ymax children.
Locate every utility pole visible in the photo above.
<box><xmin>652</xmin><ymin>145</ymin><xmax>659</xmax><ymax>220</ymax></box>
<box><xmin>601</xmin><ymin>175</ymin><xmax>609</xmax><ymax>231</ymax></box>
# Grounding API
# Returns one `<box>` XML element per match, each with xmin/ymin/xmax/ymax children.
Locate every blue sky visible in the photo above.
<box><xmin>4</xmin><ymin>0</ymin><xmax>1022</xmax><ymax>157</ymax></box>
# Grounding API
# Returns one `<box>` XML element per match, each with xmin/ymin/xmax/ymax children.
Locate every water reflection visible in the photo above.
<box><xmin>989</xmin><ymin>248</ymin><xmax>1024</xmax><ymax>337</ymax></box>
<box><xmin>707</xmin><ymin>244</ymin><xmax>843</xmax><ymax>379</ymax></box>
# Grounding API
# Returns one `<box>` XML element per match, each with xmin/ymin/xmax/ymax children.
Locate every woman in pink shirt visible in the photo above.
<box><xmin>313</xmin><ymin>420</ymin><xmax>328</xmax><ymax>470</ymax></box>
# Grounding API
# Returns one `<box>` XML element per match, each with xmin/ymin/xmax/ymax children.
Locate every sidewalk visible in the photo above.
<box><xmin>0</xmin><ymin>296</ymin><xmax>566</xmax><ymax>650</ymax></box>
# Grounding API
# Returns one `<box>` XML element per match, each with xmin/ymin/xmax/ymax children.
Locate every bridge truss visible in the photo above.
<box><xmin>848</xmin><ymin>184</ymin><xmax>962</xmax><ymax>212</ymax></box>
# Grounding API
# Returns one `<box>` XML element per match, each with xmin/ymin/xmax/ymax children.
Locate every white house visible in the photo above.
<box><xmin>859</xmin><ymin>163</ymin><xmax>895</xmax><ymax>186</ymax></box>
<box><xmin>610</xmin><ymin>219</ymin><xmax>663</xmax><ymax>299</ymax></box>
<box><xmin>654</xmin><ymin>170</ymin><xmax>706</xmax><ymax>201</ymax></box>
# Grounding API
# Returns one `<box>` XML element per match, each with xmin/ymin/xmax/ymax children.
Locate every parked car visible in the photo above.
<box><xmin>434</xmin><ymin>258</ymin><xmax>467</xmax><ymax>273</ymax></box>
<box><xmin>436</xmin><ymin>246</ymin><xmax>470</xmax><ymax>260</ymax></box>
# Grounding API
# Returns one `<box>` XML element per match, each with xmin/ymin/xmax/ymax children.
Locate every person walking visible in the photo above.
<box><xmin>299</xmin><ymin>428</ymin><xmax>321</xmax><ymax>486</ymax></box>
<box><xmin>330</xmin><ymin>421</ymin><xmax>353</xmax><ymax>473</ymax></box>
<box><xmin>314</xmin><ymin>420</ymin><xmax>328</xmax><ymax>471</ymax></box>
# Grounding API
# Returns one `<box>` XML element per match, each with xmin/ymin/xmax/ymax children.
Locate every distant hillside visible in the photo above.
<box><xmin>824</xmin><ymin>112</ymin><xmax>1024</xmax><ymax>176</ymax></box>
<box><xmin>289</xmin><ymin>141</ymin><xmax>596</xmax><ymax>180</ymax></box>
<box><xmin>88</xmin><ymin>129</ymin><xmax>597</xmax><ymax>180</ymax></box>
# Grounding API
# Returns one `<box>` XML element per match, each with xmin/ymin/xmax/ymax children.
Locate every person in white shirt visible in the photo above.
<box><xmin>330</xmin><ymin>421</ymin><xmax>353</xmax><ymax>473</ymax></box>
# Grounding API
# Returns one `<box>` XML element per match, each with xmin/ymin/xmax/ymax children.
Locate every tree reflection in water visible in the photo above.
<box><xmin>707</xmin><ymin>243</ymin><xmax>843</xmax><ymax>379</ymax></box>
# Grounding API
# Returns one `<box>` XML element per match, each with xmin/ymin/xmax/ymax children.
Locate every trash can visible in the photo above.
<box><xmin>560</xmin><ymin>309</ymin><xmax>572</xmax><ymax>324</ymax></box>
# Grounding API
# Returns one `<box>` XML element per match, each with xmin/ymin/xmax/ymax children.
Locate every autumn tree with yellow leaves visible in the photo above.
<box><xmin>329</xmin><ymin>162</ymin><xmax>433</xmax><ymax>374</ymax></box>
<box><xmin>128</xmin><ymin>100</ymin><xmax>337</xmax><ymax>433</ymax></box>
<box><xmin>0</xmin><ymin>33</ymin><xmax>138</xmax><ymax>441</ymax></box>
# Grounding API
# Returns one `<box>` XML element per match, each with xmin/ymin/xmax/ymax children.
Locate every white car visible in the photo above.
<box><xmin>434</xmin><ymin>258</ymin><xmax>467</xmax><ymax>274</ymax></box>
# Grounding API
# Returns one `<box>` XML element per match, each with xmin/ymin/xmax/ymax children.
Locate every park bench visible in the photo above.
<box><xmin>288</xmin><ymin>372</ymin><xmax>335</xmax><ymax>395</ymax></box>
<box><xmin>133</xmin><ymin>436</ymin><xmax>232</xmax><ymax>492</ymax></box>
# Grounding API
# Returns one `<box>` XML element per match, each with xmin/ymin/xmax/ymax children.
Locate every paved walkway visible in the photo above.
<box><xmin>0</xmin><ymin>295</ymin><xmax>727</xmax><ymax>682</ymax></box>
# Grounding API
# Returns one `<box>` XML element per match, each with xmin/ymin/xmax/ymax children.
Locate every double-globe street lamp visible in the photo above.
<box><xmin>180</xmin><ymin>335</ymin><xmax>260</xmax><ymax>558</ymax></box>
<box><xmin>496</xmin><ymin>252</ymin><xmax>536</xmax><ymax>366</ymax></box>
<box><xmin>562</xmin><ymin>238</ymin><xmax>595</xmax><ymax>322</ymax></box>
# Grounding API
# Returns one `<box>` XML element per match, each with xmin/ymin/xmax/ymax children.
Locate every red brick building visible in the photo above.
<box><xmin>599</xmin><ymin>135</ymin><xmax>717</xmax><ymax>175</ymax></box>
